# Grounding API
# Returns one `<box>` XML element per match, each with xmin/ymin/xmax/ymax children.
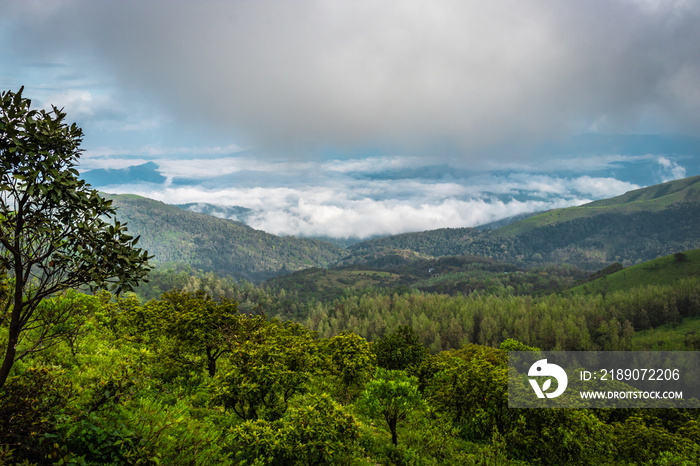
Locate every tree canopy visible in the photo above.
<box><xmin>0</xmin><ymin>87</ymin><xmax>151</xmax><ymax>389</ymax></box>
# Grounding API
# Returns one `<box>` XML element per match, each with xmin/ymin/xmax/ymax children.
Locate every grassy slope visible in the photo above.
<box><xmin>568</xmin><ymin>249</ymin><xmax>700</xmax><ymax>295</ymax></box>
<box><xmin>632</xmin><ymin>317</ymin><xmax>700</xmax><ymax>350</ymax></box>
<box><xmin>497</xmin><ymin>174</ymin><xmax>700</xmax><ymax>237</ymax></box>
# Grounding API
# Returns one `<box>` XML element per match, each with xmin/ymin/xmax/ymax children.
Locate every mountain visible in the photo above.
<box><xmin>106</xmin><ymin>175</ymin><xmax>700</xmax><ymax>282</ymax></box>
<box><xmin>175</xmin><ymin>203</ymin><xmax>254</xmax><ymax>224</ymax></box>
<box><xmin>344</xmin><ymin>175</ymin><xmax>700</xmax><ymax>270</ymax></box>
<box><xmin>107</xmin><ymin>194</ymin><xmax>345</xmax><ymax>282</ymax></box>
<box><xmin>83</xmin><ymin>162</ymin><xmax>166</xmax><ymax>186</ymax></box>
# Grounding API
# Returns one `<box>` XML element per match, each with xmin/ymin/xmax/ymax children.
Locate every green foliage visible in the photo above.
<box><xmin>0</xmin><ymin>87</ymin><xmax>150</xmax><ymax>389</ymax></box>
<box><xmin>0</xmin><ymin>366</ymin><xmax>73</xmax><ymax>463</ymax></box>
<box><xmin>32</xmin><ymin>290</ymin><xmax>101</xmax><ymax>358</ymax></box>
<box><xmin>148</xmin><ymin>289</ymin><xmax>239</xmax><ymax>377</ymax></box>
<box><xmin>226</xmin><ymin>393</ymin><xmax>359</xmax><ymax>465</ymax></box>
<box><xmin>373</xmin><ymin>325</ymin><xmax>428</xmax><ymax>371</ymax></box>
<box><xmin>212</xmin><ymin>317</ymin><xmax>317</xmax><ymax>421</ymax></box>
<box><xmin>499</xmin><ymin>338</ymin><xmax>540</xmax><ymax>352</ymax></box>
<box><xmin>341</xmin><ymin>175</ymin><xmax>700</xmax><ymax>271</ymax></box>
<box><xmin>56</xmin><ymin>398</ymin><xmax>229</xmax><ymax>465</ymax></box>
<box><xmin>612</xmin><ymin>415</ymin><xmax>700</xmax><ymax>463</ymax></box>
<box><xmin>569</xmin><ymin>248</ymin><xmax>700</xmax><ymax>295</ymax></box>
<box><xmin>420</xmin><ymin>345</ymin><xmax>509</xmax><ymax>441</ymax></box>
<box><xmin>505</xmin><ymin>409</ymin><xmax>616</xmax><ymax>464</ymax></box>
<box><xmin>321</xmin><ymin>332</ymin><xmax>376</xmax><ymax>403</ymax></box>
<box><xmin>356</xmin><ymin>368</ymin><xmax>423</xmax><ymax>445</ymax></box>
<box><xmin>269</xmin><ymin>256</ymin><xmax>586</xmax><ymax>303</ymax></box>
<box><xmin>108</xmin><ymin>194</ymin><xmax>345</xmax><ymax>282</ymax></box>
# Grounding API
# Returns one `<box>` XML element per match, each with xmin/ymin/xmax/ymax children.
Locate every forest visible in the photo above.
<box><xmin>3</xmin><ymin>277</ymin><xmax>700</xmax><ymax>465</ymax></box>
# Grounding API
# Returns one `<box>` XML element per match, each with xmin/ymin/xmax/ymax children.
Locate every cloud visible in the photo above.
<box><xmin>657</xmin><ymin>156</ymin><xmax>687</xmax><ymax>181</ymax></box>
<box><xmin>5</xmin><ymin>0</ymin><xmax>700</xmax><ymax>160</ymax></box>
<box><xmin>102</xmin><ymin>170</ymin><xmax>635</xmax><ymax>239</ymax></box>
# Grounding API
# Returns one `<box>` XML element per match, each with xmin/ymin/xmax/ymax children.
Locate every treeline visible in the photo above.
<box><xmin>136</xmin><ymin>266</ymin><xmax>700</xmax><ymax>353</ymax></box>
<box><xmin>264</xmin><ymin>259</ymin><xmax>586</xmax><ymax>303</ymax></box>
<box><xmin>297</xmin><ymin>278</ymin><xmax>700</xmax><ymax>352</ymax></box>
<box><xmin>3</xmin><ymin>289</ymin><xmax>700</xmax><ymax>464</ymax></box>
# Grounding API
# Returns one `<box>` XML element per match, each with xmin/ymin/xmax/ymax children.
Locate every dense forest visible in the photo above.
<box><xmin>3</xmin><ymin>239</ymin><xmax>700</xmax><ymax>464</ymax></box>
<box><xmin>3</xmin><ymin>276</ymin><xmax>700</xmax><ymax>465</ymax></box>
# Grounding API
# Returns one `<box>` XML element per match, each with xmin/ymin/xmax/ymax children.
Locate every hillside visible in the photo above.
<box><xmin>266</xmin><ymin>254</ymin><xmax>586</xmax><ymax>303</ymax></box>
<box><xmin>107</xmin><ymin>194</ymin><xmax>345</xmax><ymax>282</ymax></box>
<box><xmin>344</xmin><ymin>175</ymin><xmax>700</xmax><ymax>270</ymax></box>
<box><xmin>568</xmin><ymin>248</ymin><xmax>700</xmax><ymax>295</ymax></box>
<box><xmin>497</xmin><ymin>174</ymin><xmax>700</xmax><ymax>236</ymax></box>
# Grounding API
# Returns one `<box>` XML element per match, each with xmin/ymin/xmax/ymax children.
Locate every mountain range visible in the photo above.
<box><xmin>106</xmin><ymin>194</ymin><xmax>345</xmax><ymax>282</ymax></box>
<box><xmin>108</xmin><ymin>174</ymin><xmax>700</xmax><ymax>282</ymax></box>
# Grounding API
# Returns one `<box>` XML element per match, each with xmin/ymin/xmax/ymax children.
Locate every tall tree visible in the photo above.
<box><xmin>0</xmin><ymin>87</ymin><xmax>151</xmax><ymax>389</ymax></box>
<box><xmin>357</xmin><ymin>368</ymin><xmax>423</xmax><ymax>446</ymax></box>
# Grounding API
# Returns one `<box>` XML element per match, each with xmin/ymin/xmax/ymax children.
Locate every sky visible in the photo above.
<box><xmin>1</xmin><ymin>0</ymin><xmax>699</xmax><ymax>240</ymax></box>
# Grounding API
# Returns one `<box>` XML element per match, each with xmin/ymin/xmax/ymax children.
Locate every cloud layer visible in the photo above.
<box><xmin>4</xmin><ymin>0</ymin><xmax>700</xmax><ymax>160</ymax></box>
<box><xmin>89</xmin><ymin>153</ymin><xmax>646</xmax><ymax>239</ymax></box>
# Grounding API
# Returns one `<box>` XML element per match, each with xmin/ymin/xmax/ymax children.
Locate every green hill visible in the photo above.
<box><xmin>107</xmin><ymin>194</ymin><xmax>345</xmax><ymax>282</ymax></box>
<box><xmin>345</xmin><ymin>175</ymin><xmax>700</xmax><ymax>270</ymax></box>
<box><xmin>568</xmin><ymin>249</ymin><xmax>700</xmax><ymax>295</ymax></box>
<box><xmin>497</xmin><ymin>174</ymin><xmax>700</xmax><ymax>236</ymax></box>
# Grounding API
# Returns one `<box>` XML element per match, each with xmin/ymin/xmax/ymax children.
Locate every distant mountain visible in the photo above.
<box><xmin>344</xmin><ymin>175</ymin><xmax>700</xmax><ymax>270</ymax></box>
<box><xmin>107</xmin><ymin>194</ymin><xmax>345</xmax><ymax>282</ymax></box>
<box><xmin>106</xmin><ymin>174</ymin><xmax>700</xmax><ymax>282</ymax></box>
<box><xmin>83</xmin><ymin>162</ymin><xmax>166</xmax><ymax>186</ymax></box>
<box><xmin>175</xmin><ymin>203</ymin><xmax>254</xmax><ymax>224</ymax></box>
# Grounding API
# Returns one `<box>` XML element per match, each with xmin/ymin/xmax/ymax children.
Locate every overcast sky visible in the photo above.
<box><xmin>2</xmin><ymin>0</ymin><xmax>699</xmax><ymax>239</ymax></box>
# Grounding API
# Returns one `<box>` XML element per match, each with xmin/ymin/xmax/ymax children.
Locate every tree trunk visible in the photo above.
<box><xmin>206</xmin><ymin>347</ymin><xmax>216</xmax><ymax>377</ymax></box>
<box><xmin>0</xmin><ymin>281</ymin><xmax>23</xmax><ymax>390</ymax></box>
<box><xmin>389</xmin><ymin>417</ymin><xmax>398</xmax><ymax>446</ymax></box>
<box><xmin>0</xmin><ymin>321</ymin><xmax>19</xmax><ymax>390</ymax></box>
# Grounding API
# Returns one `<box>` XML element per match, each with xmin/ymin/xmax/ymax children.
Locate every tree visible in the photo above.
<box><xmin>0</xmin><ymin>87</ymin><xmax>151</xmax><ymax>389</ymax></box>
<box><xmin>141</xmin><ymin>289</ymin><xmax>239</xmax><ymax>377</ymax></box>
<box><xmin>373</xmin><ymin>325</ymin><xmax>427</xmax><ymax>371</ymax></box>
<box><xmin>228</xmin><ymin>394</ymin><xmax>359</xmax><ymax>465</ymax></box>
<box><xmin>212</xmin><ymin>317</ymin><xmax>317</xmax><ymax>421</ymax></box>
<box><xmin>322</xmin><ymin>332</ymin><xmax>376</xmax><ymax>403</ymax></box>
<box><xmin>356</xmin><ymin>368</ymin><xmax>423</xmax><ymax>446</ymax></box>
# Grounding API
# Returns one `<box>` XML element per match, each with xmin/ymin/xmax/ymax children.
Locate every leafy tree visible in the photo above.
<box><xmin>148</xmin><ymin>289</ymin><xmax>239</xmax><ymax>377</ymax></box>
<box><xmin>421</xmin><ymin>344</ymin><xmax>509</xmax><ymax>441</ymax></box>
<box><xmin>0</xmin><ymin>87</ymin><xmax>151</xmax><ymax>389</ymax></box>
<box><xmin>212</xmin><ymin>318</ymin><xmax>317</xmax><ymax>421</ymax></box>
<box><xmin>373</xmin><ymin>325</ymin><xmax>427</xmax><ymax>371</ymax></box>
<box><xmin>322</xmin><ymin>332</ymin><xmax>376</xmax><ymax>403</ymax></box>
<box><xmin>227</xmin><ymin>394</ymin><xmax>359</xmax><ymax>465</ymax></box>
<box><xmin>356</xmin><ymin>368</ymin><xmax>423</xmax><ymax>446</ymax></box>
<box><xmin>0</xmin><ymin>366</ymin><xmax>73</xmax><ymax>463</ymax></box>
<box><xmin>499</xmin><ymin>338</ymin><xmax>539</xmax><ymax>353</ymax></box>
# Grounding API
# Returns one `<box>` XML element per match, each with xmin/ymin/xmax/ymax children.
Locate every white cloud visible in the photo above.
<box><xmin>102</xmin><ymin>170</ymin><xmax>637</xmax><ymax>239</ymax></box>
<box><xmin>41</xmin><ymin>89</ymin><xmax>106</xmax><ymax>119</ymax></box>
<box><xmin>569</xmin><ymin>176</ymin><xmax>639</xmax><ymax>198</ymax></box>
<box><xmin>657</xmin><ymin>156</ymin><xmax>686</xmax><ymax>181</ymax></box>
